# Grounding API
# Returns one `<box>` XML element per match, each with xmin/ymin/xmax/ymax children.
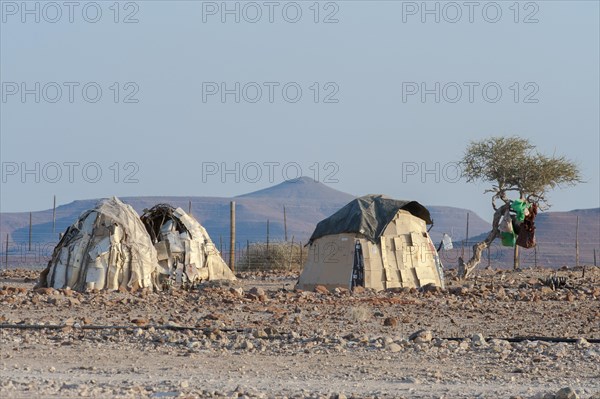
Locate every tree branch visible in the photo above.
<box><xmin>458</xmin><ymin>203</ymin><xmax>509</xmax><ymax>278</ymax></box>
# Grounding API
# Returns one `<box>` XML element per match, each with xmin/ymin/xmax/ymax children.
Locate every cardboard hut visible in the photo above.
<box><xmin>297</xmin><ymin>195</ymin><xmax>445</xmax><ymax>291</ymax></box>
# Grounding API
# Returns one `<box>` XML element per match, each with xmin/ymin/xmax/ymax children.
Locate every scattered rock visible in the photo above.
<box><xmin>249</xmin><ymin>287</ymin><xmax>265</xmax><ymax>297</ymax></box>
<box><xmin>471</xmin><ymin>333</ymin><xmax>486</xmax><ymax>346</ymax></box>
<box><xmin>68</xmin><ymin>297</ymin><xmax>81</xmax><ymax>306</ymax></box>
<box><xmin>421</xmin><ymin>283</ymin><xmax>440</xmax><ymax>293</ymax></box>
<box><xmin>314</xmin><ymin>285</ymin><xmax>329</xmax><ymax>294</ymax></box>
<box><xmin>242</xmin><ymin>340</ymin><xmax>254</xmax><ymax>350</ymax></box>
<box><xmin>253</xmin><ymin>329</ymin><xmax>268</xmax><ymax>339</ymax></box>
<box><xmin>409</xmin><ymin>329</ymin><xmax>433</xmax><ymax>343</ymax></box>
<box><xmin>387</xmin><ymin>343</ymin><xmax>402</xmax><ymax>353</ymax></box>
<box><xmin>352</xmin><ymin>286</ymin><xmax>366</xmax><ymax>294</ymax></box>
<box><xmin>449</xmin><ymin>287</ymin><xmax>469</xmax><ymax>296</ymax></box>
<box><xmin>383</xmin><ymin>317</ymin><xmax>398</xmax><ymax>327</ymax></box>
<box><xmin>34</xmin><ymin>287</ymin><xmax>55</xmax><ymax>295</ymax></box>
<box><xmin>63</xmin><ymin>317</ymin><xmax>75</xmax><ymax>327</ymax></box>
<box><xmin>555</xmin><ymin>387</ymin><xmax>578</xmax><ymax>399</ymax></box>
<box><xmin>540</xmin><ymin>286</ymin><xmax>554</xmax><ymax>294</ymax></box>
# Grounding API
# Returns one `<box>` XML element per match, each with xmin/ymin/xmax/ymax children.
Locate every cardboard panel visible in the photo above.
<box><xmin>155</xmin><ymin>241</ymin><xmax>169</xmax><ymax>261</ymax></box>
<box><xmin>415</xmin><ymin>266</ymin><xmax>437</xmax><ymax>286</ymax></box>
<box><xmin>393</xmin><ymin>236</ymin><xmax>407</xmax><ymax>270</ymax></box>
<box><xmin>364</xmin><ymin>267</ymin><xmax>384</xmax><ymax>291</ymax></box>
<box><xmin>380</xmin><ymin>237</ymin><xmax>389</xmax><ymax>282</ymax></box>
<box><xmin>386</xmin><ymin>237</ymin><xmax>402</xmax><ymax>286</ymax></box>
<box><xmin>363</xmin><ymin>241</ymin><xmax>378</xmax><ymax>260</ymax></box>
<box><xmin>297</xmin><ymin>234</ymin><xmax>355</xmax><ymax>290</ymax></box>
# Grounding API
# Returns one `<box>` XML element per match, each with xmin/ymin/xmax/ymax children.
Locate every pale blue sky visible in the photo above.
<box><xmin>1</xmin><ymin>1</ymin><xmax>599</xmax><ymax>221</ymax></box>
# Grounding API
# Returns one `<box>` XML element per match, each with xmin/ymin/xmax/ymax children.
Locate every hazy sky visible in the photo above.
<box><xmin>1</xmin><ymin>0</ymin><xmax>599</xmax><ymax>221</ymax></box>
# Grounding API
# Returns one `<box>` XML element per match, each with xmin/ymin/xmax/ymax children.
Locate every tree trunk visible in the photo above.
<box><xmin>458</xmin><ymin>203</ymin><xmax>509</xmax><ymax>279</ymax></box>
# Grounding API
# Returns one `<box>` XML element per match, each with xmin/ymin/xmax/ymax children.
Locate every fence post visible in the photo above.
<box><xmin>229</xmin><ymin>201</ymin><xmax>236</xmax><ymax>272</ymax></box>
<box><xmin>52</xmin><ymin>195</ymin><xmax>56</xmax><ymax>234</ymax></box>
<box><xmin>266</xmin><ymin>220</ymin><xmax>270</xmax><ymax>268</ymax></box>
<box><xmin>4</xmin><ymin>234</ymin><xmax>8</xmax><ymax>269</ymax></box>
<box><xmin>575</xmin><ymin>215</ymin><xmax>579</xmax><ymax>267</ymax></box>
<box><xmin>283</xmin><ymin>206</ymin><xmax>288</xmax><ymax>242</ymax></box>
<box><xmin>29</xmin><ymin>212</ymin><xmax>32</xmax><ymax>251</ymax></box>
<box><xmin>289</xmin><ymin>236</ymin><xmax>295</xmax><ymax>270</ymax></box>
<box><xmin>247</xmin><ymin>240</ymin><xmax>250</xmax><ymax>270</ymax></box>
<box><xmin>462</xmin><ymin>213</ymin><xmax>469</xmax><ymax>259</ymax></box>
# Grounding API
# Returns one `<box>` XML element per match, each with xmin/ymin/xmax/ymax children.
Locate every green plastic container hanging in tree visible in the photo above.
<box><xmin>500</xmin><ymin>231</ymin><xmax>516</xmax><ymax>247</ymax></box>
<box><xmin>499</xmin><ymin>208</ymin><xmax>516</xmax><ymax>246</ymax></box>
<box><xmin>510</xmin><ymin>199</ymin><xmax>530</xmax><ymax>222</ymax></box>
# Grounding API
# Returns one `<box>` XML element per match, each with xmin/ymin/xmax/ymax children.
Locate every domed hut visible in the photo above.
<box><xmin>297</xmin><ymin>195</ymin><xmax>445</xmax><ymax>291</ymax></box>
<box><xmin>140</xmin><ymin>204</ymin><xmax>235</xmax><ymax>287</ymax></box>
<box><xmin>39</xmin><ymin>197</ymin><xmax>159</xmax><ymax>291</ymax></box>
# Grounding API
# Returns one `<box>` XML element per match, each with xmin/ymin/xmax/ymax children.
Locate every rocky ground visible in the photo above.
<box><xmin>1</xmin><ymin>266</ymin><xmax>599</xmax><ymax>399</ymax></box>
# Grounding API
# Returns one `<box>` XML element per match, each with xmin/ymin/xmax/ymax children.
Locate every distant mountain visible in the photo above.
<box><xmin>238</xmin><ymin>176</ymin><xmax>354</xmax><ymax>201</ymax></box>
<box><xmin>1</xmin><ymin>178</ymin><xmax>597</xmax><ymax>269</ymax></box>
<box><xmin>0</xmin><ymin>178</ymin><xmax>356</xmax><ymax>257</ymax></box>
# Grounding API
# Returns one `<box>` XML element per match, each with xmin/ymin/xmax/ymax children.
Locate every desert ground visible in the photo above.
<box><xmin>1</xmin><ymin>266</ymin><xmax>599</xmax><ymax>399</ymax></box>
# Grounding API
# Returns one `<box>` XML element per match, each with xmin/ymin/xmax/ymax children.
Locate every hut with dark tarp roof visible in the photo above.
<box><xmin>297</xmin><ymin>195</ymin><xmax>444</xmax><ymax>291</ymax></box>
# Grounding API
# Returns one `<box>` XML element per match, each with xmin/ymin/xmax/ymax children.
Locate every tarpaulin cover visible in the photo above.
<box><xmin>308</xmin><ymin>195</ymin><xmax>433</xmax><ymax>244</ymax></box>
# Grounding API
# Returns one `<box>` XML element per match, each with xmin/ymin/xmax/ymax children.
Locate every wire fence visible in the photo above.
<box><xmin>0</xmin><ymin>233</ymin><xmax>310</xmax><ymax>272</ymax></box>
<box><xmin>439</xmin><ymin>239</ymin><xmax>598</xmax><ymax>270</ymax></box>
<box><xmin>0</xmin><ymin>232</ymin><xmax>597</xmax><ymax>272</ymax></box>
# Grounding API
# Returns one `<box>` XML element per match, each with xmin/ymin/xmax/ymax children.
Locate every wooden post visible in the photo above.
<box><xmin>462</xmin><ymin>213</ymin><xmax>469</xmax><ymax>258</ymax></box>
<box><xmin>219</xmin><ymin>235</ymin><xmax>223</xmax><ymax>255</ymax></box>
<box><xmin>52</xmin><ymin>195</ymin><xmax>56</xmax><ymax>234</ymax></box>
<box><xmin>283</xmin><ymin>206</ymin><xmax>288</xmax><ymax>242</ymax></box>
<box><xmin>247</xmin><ymin>240</ymin><xmax>250</xmax><ymax>270</ymax></box>
<box><xmin>266</xmin><ymin>219</ymin><xmax>270</xmax><ymax>253</ymax></box>
<box><xmin>465</xmin><ymin>212</ymin><xmax>470</xmax><ymax>259</ymax></box>
<box><xmin>289</xmin><ymin>236</ymin><xmax>295</xmax><ymax>270</ymax></box>
<box><xmin>513</xmin><ymin>244</ymin><xmax>519</xmax><ymax>270</ymax></box>
<box><xmin>188</xmin><ymin>200</ymin><xmax>192</xmax><ymax>215</ymax></box>
<box><xmin>300</xmin><ymin>241</ymin><xmax>303</xmax><ymax>269</ymax></box>
<box><xmin>229</xmin><ymin>201</ymin><xmax>235</xmax><ymax>272</ymax></box>
<box><xmin>266</xmin><ymin>220</ymin><xmax>270</xmax><ymax>269</ymax></box>
<box><xmin>575</xmin><ymin>215</ymin><xmax>579</xmax><ymax>267</ymax></box>
<box><xmin>4</xmin><ymin>234</ymin><xmax>8</xmax><ymax>269</ymax></box>
<box><xmin>487</xmin><ymin>246</ymin><xmax>491</xmax><ymax>269</ymax></box>
<box><xmin>594</xmin><ymin>248</ymin><xmax>597</xmax><ymax>267</ymax></box>
<box><xmin>29</xmin><ymin>212</ymin><xmax>32</xmax><ymax>251</ymax></box>
<box><xmin>534</xmin><ymin>244</ymin><xmax>538</xmax><ymax>268</ymax></box>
